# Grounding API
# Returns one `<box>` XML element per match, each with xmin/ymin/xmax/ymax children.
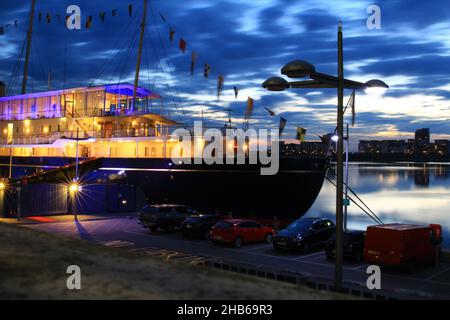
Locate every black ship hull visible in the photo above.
<box><xmin>0</xmin><ymin>156</ymin><xmax>328</xmax><ymax>220</ymax></box>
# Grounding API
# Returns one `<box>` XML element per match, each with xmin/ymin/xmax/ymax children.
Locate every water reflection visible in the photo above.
<box><xmin>305</xmin><ymin>162</ymin><xmax>450</xmax><ymax>247</ymax></box>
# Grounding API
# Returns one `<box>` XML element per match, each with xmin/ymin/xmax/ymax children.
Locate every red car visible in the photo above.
<box><xmin>210</xmin><ymin>219</ymin><xmax>274</xmax><ymax>248</ymax></box>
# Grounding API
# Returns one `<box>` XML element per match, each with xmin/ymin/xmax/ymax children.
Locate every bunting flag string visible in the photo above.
<box><xmin>159</xmin><ymin>13</ymin><xmax>166</xmax><ymax>23</ymax></box>
<box><xmin>179</xmin><ymin>38</ymin><xmax>187</xmax><ymax>53</ymax></box>
<box><xmin>169</xmin><ymin>27</ymin><xmax>175</xmax><ymax>42</ymax></box>
<box><xmin>264</xmin><ymin>107</ymin><xmax>276</xmax><ymax>116</ymax></box>
<box><xmin>99</xmin><ymin>12</ymin><xmax>106</xmax><ymax>22</ymax></box>
<box><xmin>246</xmin><ymin>97</ymin><xmax>254</xmax><ymax>118</ymax></box>
<box><xmin>233</xmin><ymin>86</ymin><xmax>239</xmax><ymax>99</ymax></box>
<box><xmin>279</xmin><ymin>117</ymin><xmax>287</xmax><ymax>135</ymax></box>
<box><xmin>349</xmin><ymin>90</ymin><xmax>356</xmax><ymax>126</ymax></box>
<box><xmin>217</xmin><ymin>75</ymin><xmax>224</xmax><ymax>99</ymax></box>
<box><xmin>0</xmin><ymin>18</ymin><xmax>19</xmax><ymax>36</ymax></box>
<box><xmin>204</xmin><ymin>63</ymin><xmax>210</xmax><ymax>78</ymax></box>
<box><xmin>190</xmin><ymin>52</ymin><xmax>197</xmax><ymax>76</ymax></box>
<box><xmin>86</xmin><ymin>15</ymin><xmax>93</xmax><ymax>29</ymax></box>
<box><xmin>296</xmin><ymin>127</ymin><xmax>307</xmax><ymax>142</ymax></box>
<box><xmin>1</xmin><ymin>3</ymin><xmax>136</xmax><ymax>35</ymax></box>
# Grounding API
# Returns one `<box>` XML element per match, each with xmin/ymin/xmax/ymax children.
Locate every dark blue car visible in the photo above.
<box><xmin>273</xmin><ymin>217</ymin><xmax>335</xmax><ymax>253</ymax></box>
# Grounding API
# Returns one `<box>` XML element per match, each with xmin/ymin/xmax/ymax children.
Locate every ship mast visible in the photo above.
<box><xmin>22</xmin><ymin>0</ymin><xmax>36</xmax><ymax>94</ymax></box>
<box><xmin>132</xmin><ymin>0</ymin><xmax>148</xmax><ymax>113</ymax></box>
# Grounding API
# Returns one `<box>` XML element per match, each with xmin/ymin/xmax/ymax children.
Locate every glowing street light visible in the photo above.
<box><xmin>69</xmin><ymin>182</ymin><xmax>81</xmax><ymax>193</ymax></box>
<box><xmin>262</xmin><ymin>22</ymin><xmax>388</xmax><ymax>290</ymax></box>
<box><xmin>0</xmin><ymin>181</ymin><xmax>6</xmax><ymax>191</ymax></box>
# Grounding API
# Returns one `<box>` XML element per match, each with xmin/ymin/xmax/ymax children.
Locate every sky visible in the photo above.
<box><xmin>1</xmin><ymin>0</ymin><xmax>450</xmax><ymax>150</ymax></box>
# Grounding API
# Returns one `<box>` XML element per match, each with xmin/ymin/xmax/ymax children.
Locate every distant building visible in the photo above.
<box><xmin>434</xmin><ymin>139</ymin><xmax>450</xmax><ymax>155</ymax></box>
<box><xmin>280</xmin><ymin>141</ymin><xmax>330</xmax><ymax>156</ymax></box>
<box><xmin>358</xmin><ymin>140</ymin><xmax>406</xmax><ymax>154</ymax></box>
<box><xmin>415</xmin><ymin>128</ymin><xmax>430</xmax><ymax>154</ymax></box>
<box><xmin>357</xmin><ymin>128</ymin><xmax>449</xmax><ymax>157</ymax></box>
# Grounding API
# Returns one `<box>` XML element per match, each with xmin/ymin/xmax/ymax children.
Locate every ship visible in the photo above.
<box><xmin>0</xmin><ymin>0</ymin><xmax>328</xmax><ymax>220</ymax></box>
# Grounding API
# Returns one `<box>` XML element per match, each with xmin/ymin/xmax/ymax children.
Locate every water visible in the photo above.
<box><xmin>305</xmin><ymin>162</ymin><xmax>450</xmax><ymax>247</ymax></box>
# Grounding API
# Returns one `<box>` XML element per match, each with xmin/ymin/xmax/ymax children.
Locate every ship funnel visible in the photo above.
<box><xmin>0</xmin><ymin>81</ymin><xmax>5</xmax><ymax>97</ymax></box>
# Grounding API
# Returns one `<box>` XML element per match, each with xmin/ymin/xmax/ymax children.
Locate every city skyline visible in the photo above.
<box><xmin>0</xmin><ymin>0</ymin><xmax>450</xmax><ymax>150</ymax></box>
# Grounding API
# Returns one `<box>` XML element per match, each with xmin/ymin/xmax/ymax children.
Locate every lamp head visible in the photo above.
<box><xmin>281</xmin><ymin>60</ymin><xmax>316</xmax><ymax>78</ymax></box>
<box><xmin>365</xmin><ymin>79</ymin><xmax>389</xmax><ymax>95</ymax></box>
<box><xmin>262</xmin><ymin>77</ymin><xmax>289</xmax><ymax>92</ymax></box>
<box><xmin>365</xmin><ymin>79</ymin><xmax>389</xmax><ymax>89</ymax></box>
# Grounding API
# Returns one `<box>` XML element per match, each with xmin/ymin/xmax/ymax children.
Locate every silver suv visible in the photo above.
<box><xmin>138</xmin><ymin>204</ymin><xmax>196</xmax><ymax>232</ymax></box>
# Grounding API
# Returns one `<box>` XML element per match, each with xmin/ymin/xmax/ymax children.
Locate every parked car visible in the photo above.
<box><xmin>364</xmin><ymin>223</ymin><xmax>443</xmax><ymax>272</ymax></box>
<box><xmin>181</xmin><ymin>214</ymin><xmax>221</xmax><ymax>239</ymax></box>
<box><xmin>138</xmin><ymin>204</ymin><xmax>196</xmax><ymax>232</ymax></box>
<box><xmin>210</xmin><ymin>219</ymin><xmax>274</xmax><ymax>248</ymax></box>
<box><xmin>325</xmin><ymin>229</ymin><xmax>365</xmax><ymax>262</ymax></box>
<box><xmin>273</xmin><ymin>217</ymin><xmax>335</xmax><ymax>253</ymax></box>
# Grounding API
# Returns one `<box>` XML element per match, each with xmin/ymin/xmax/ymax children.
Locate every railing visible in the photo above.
<box><xmin>0</xmin><ymin>125</ymin><xmax>268</xmax><ymax>146</ymax></box>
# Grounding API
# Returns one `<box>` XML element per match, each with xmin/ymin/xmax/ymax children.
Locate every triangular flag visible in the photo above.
<box><xmin>233</xmin><ymin>86</ymin><xmax>239</xmax><ymax>99</ymax></box>
<box><xmin>190</xmin><ymin>52</ymin><xmax>197</xmax><ymax>76</ymax></box>
<box><xmin>217</xmin><ymin>75</ymin><xmax>224</xmax><ymax>99</ymax></box>
<box><xmin>319</xmin><ymin>135</ymin><xmax>328</xmax><ymax>144</ymax></box>
<box><xmin>264</xmin><ymin>107</ymin><xmax>276</xmax><ymax>116</ymax></box>
<box><xmin>279</xmin><ymin>117</ymin><xmax>287</xmax><ymax>135</ymax></box>
<box><xmin>349</xmin><ymin>90</ymin><xmax>356</xmax><ymax>126</ymax></box>
<box><xmin>179</xmin><ymin>38</ymin><xmax>187</xmax><ymax>53</ymax></box>
<box><xmin>46</xmin><ymin>13</ymin><xmax>51</xmax><ymax>23</ymax></box>
<box><xmin>169</xmin><ymin>27</ymin><xmax>175</xmax><ymax>42</ymax></box>
<box><xmin>128</xmin><ymin>4</ymin><xmax>133</xmax><ymax>17</ymax></box>
<box><xmin>38</xmin><ymin>12</ymin><xmax>42</xmax><ymax>22</ymax></box>
<box><xmin>86</xmin><ymin>16</ymin><xmax>92</xmax><ymax>29</ymax></box>
<box><xmin>99</xmin><ymin>12</ymin><xmax>106</xmax><ymax>22</ymax></box>
<box><xmin>14</xmin><ymin>20</ymin><xmax>18</xmax><ymax>27</ymax></box>
<box><xmin>112</xmin><ymin>9</ymin><xmax>118</xmax><ymax>17</ymax></box>
<box><xmin>204</xmin><ymin>63</ymin><xmax>210</xmax><ymax>78</ymax></box>
<box><xmin>159</xmin><ymin>13</ymin><xmax>166</xmax><ymax>22</ymax></box>
<box><xmin>296</xmin><ymin>127</ymin><xmax>307</xmax><ymax>142</ymax></box>
<box><xmin>0</xmin><ymin>27</ymin><xmax>4</xmax><ymax>35</ymax></box>
<box><xmin>246</xmin><ymin>97</ymin><xmax>254</xmax><ymax>118</ymax></box>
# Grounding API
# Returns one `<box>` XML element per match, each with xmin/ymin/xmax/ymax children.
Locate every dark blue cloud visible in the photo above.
<box><xmin>0</xmin><ymin>0</ymin><xmax>449</xmax><ymax>144</ymax></box>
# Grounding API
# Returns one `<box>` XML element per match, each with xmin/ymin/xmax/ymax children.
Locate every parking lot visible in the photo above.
<box><xmin>23</xmin><ymin>216</ymin><xmax>450</xmax><ymax>299</ymax></box>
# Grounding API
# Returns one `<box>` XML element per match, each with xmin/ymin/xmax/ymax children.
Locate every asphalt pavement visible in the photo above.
<box><xmin>20</xmin><ymin>216</ymin><xmax>450</xmax><ymax>300</ymax></box>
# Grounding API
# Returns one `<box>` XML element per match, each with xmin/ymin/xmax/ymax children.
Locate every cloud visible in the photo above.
<box><xmin>0</xmin><ymin>0</ymin><xmax>449</xmax><ymax>147</ymax></box>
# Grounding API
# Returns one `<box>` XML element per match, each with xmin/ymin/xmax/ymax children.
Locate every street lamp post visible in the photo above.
<box><xmin>262</xmin><ymin>22</ymin><xmax>388</xmax><ymax>290</ymax></box>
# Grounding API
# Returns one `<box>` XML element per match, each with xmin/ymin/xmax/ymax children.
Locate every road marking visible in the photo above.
<box><xmin>242</xmin><ymin>244</ymin><xmax>273</xmax><ymax>252</ymax></box>
<box><xmin>101</xmin><ymin>240</ymin><xmax>134</xmax><ymax>248</ymax></box>
<box><xmin>425</xmin><ymin>265</ymin><xmax>450</xmax><ymax>281</ymax></box>
<box><xmin>293</xmin><ymin>251</ymin><xmax>324</xmax><ymax>261</ymax></box>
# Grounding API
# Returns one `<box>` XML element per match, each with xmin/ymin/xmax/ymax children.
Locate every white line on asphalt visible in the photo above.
<box><xmin>293</xmin><ymin>251</ymin><xmax>324</xmax><ymax>261</ymax></box>
<box><xmin>425</xmin><ymin>265</ymin><xmax>450</xmax><ymax>281</ymax></box>
<box><xmin>242</xmin><ymin>244</ymin><xmax>273</xmax><ymax>252</ymax></box>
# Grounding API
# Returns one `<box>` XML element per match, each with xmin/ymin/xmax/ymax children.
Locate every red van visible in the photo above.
<box><xmin>364</xmin><ymin>223</ymin><xmax>442</xmax><ymax>271</ymax></box>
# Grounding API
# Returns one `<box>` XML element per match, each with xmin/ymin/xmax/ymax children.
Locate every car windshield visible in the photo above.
<box><xmin>215</xmin><ymin>221</ymin><xmax>232</xmax><ymax>229</ymax></box>
<box><xmin>285</xmin><ymin>220</ymin><xmax>313</xmax><ymax>232</ymax></box>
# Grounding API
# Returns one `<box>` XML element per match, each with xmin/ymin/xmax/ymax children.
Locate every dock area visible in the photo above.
<box><xmin>6</xmin><ymin>213</ymin><xmax>450</xmax><ymax>300</ymax></box>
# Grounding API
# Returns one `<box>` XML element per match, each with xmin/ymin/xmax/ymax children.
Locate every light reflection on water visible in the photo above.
<box><xmin>305</xmin><ymin>162</ymin><xmax>450</xmax><ymax>247</ymax></box>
